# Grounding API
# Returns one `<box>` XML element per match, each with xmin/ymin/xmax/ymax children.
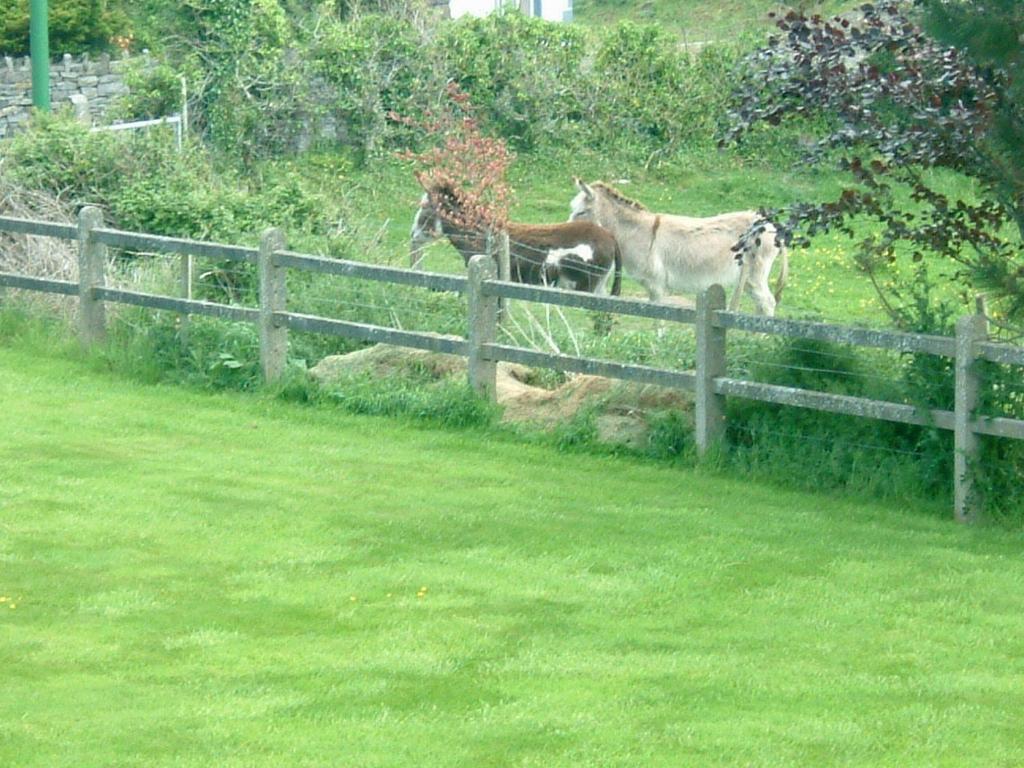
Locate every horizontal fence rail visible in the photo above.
<box><xmin>484</xmin><ymin>343</ymin><xmax>698</xmax><ymax>391</ymax></box>
<box><xmin>274</xmin><ymin>250</ymin><xmax>467</xmax><ymax>293</ymax></box>
<box><xmin>0</xmin><ymin>215</ymin><xmax>77</xmax><ymax>240</ymax></box>
<box><xmin>2</xmin><ymin>210</ymin><xmax>1023</xmax><ymax>523</ymax></box>
<box><xmin>92</xmin><ymin>287</ymin><xmax>259</xmax><ymax>323</ymax></box>
<box><xmin>278</xmin><ymin>312</ymin><xmax>468</xmax><ymax>356</ymax></box>
<box><xmin>715</xmin><ymin>377</ymin><xmax>956</xmax><ymax>431</ymax></box>
<box><xmin>484</xmin><ymin>279</ymin><xmax>697</xmax><ymax>323</ymax></box>
<box><xmin>0</xmin><ymin>272</ymin><xmax>79</xmax><ymax>296</ymax></box>
<box><xmin>94</xmin><ymin>228</ymin><xmax>259</xmax><ymax>263</ymax></box>
<box><xmin>714</xmin><ymin>311</ymin><xmax>957</xmax><ymax>357</ymax></box>
<box><xmin>977</xmin><ymin>341</ymin><xmax>1024</xmax><ymax>367</ymax></box>
<box><xmin>973</xmin><ymin>416</ymin><xmax>1024</xmax><ymax>441</ymax></box>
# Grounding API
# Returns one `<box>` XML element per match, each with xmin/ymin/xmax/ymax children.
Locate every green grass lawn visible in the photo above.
<box><xmin>572</xmin><ymin>0</ymin><xmax>860</xmax><ymax>41</ymax></box>
<box><xmin>2</xmin><ymin>343</ymin><xmax>1024</xmax><ymax>766</ymax></box>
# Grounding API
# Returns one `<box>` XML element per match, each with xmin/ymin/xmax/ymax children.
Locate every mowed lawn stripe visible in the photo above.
<box><xmin>1</xmin><ymin>346</ymin><xmax>1022</xmax><ymax>767</ymax></box>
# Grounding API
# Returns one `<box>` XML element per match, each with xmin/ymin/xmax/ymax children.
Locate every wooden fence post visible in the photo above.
<box><xmin>467</xmin><ymin>253</ymin><xmax>498</xmax><ymax>400</ymax></box>
<box><xmin>179</xmin><ymin>253</ymin><xmax>193</xmax><ymax>344</ymax></box>
<box><xmin>259</xmin><ymin>227</ymin><xmax>288</xmax><ymax>383</ymax></box>
<box><xmin>497</xmin><ymin>230</ymin><xmax>511</xmax><ymax>324</ymax></box>
<box><xmin>954</xmin><ymin>312</ymin><xmax>987</xmax><ymax>523</ymax></box>
<box><xmin>77</xmin><ymin>205</ymin><xmax>107</xmax><ymax>345</ymax></box>
<box><xmin>695</xmin><ymin>284</ymin><xmax>727</xmax><ymax>455</ymax></box>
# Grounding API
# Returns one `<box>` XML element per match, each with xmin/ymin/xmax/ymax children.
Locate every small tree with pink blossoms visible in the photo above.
<box><xmin>392</xmin><ymin>83</ymin><xmax>515</xmax><ymax>233</ymax></box>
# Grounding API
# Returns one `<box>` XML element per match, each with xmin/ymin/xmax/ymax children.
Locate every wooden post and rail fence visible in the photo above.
<box><xmin>2</xmin><ymin>207</ymin><xmax>1023</xmax><ymax>523</ymax></box>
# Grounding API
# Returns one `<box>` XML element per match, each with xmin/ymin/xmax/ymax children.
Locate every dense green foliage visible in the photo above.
<box><xmin>311</xmin><ymin>13</ymin><xmax>424</xmax><ymax>157</ymax></box>
<box><xmin>392</xmin><ymin>11</ymin><xmax>749</xmax><ymax>159</ymax></box>
<box><xmin>434</xmin><ymin>10</ymin><xmax>589</xmax><ymax>151</ymax></box>
<box><xmin>0</xmin><ymin>113</ymin><xmax>336</xmax><ymax>244</ymax></box>
<box><xmin>0</xmin><ymin>0</ymin><xmax>128</xmax><ymax>56</ymax></box>
<box><xmin>108</xmin><ymin>5</ymin><xmax>756</xmax><ymax>164</ymax></box>
<box><xmin>114</xmin><ymin>60</ymin><xmax>187</xmax><ymax>121</ymax></box>
<box><xmin>918</xmin><ymin>0</ymin><xmax>1024</xmax><ymax>245</ymax></box>
<box><xmin>726</xmin><ymin>3</ymin><xmax>1024</xmax><ymax>326</ymax></box>
<box><xmin>194</xmin><ymin>0</ymin><xmax>300</xmax><ymax>158</ymax></box>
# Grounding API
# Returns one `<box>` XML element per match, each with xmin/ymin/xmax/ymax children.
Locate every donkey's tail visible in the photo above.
<box><xmin>731</xmin><ymin>218</ymin><xmax>788</xmax><ymax>311</ymax></box>
<box><xmin>610</xmin><ymin>241</ymin><xmax>623</xmax><ymax>296</ymax></box>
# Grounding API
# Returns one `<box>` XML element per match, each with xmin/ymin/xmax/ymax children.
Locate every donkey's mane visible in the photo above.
<box><xmin>592</xmin><ymin>182</ymin><xmax>649</xmax><ymax>212</ymax></box>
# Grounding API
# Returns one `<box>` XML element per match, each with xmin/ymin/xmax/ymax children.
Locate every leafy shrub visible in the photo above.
<box><xmin>724</xmin><ymin>336</ymin><xmax>951</xmax><ymax>503</ymax></box>
<box><xmin>435</xmin><ymin>9</ymin><xmax>588</xmax><ymax>150</ymax></box>
<box><xmin>181</xmin><ymin>0</ymin><xmax>304</xmax><ymax>160</ymax></box>
<box><xmin>2</xmin><ymin>113</ymin><xmax>349</xmax><ymax>307</ymax></box>
<box><xmin>114</xmin><ymin>60</ymin><xmax>187</xmax><ymax>121</ymax></box>
<box><xmin>2</xmin><ymin>112</ymin><xmax>124</xmax><ymax>203</ymax></box>
<box><xmin>591</xmin><ymin>23</ymin><xmax>687</xmax><ymax>148</ymax></box>
<box><xmin>312</xmin><ymin>13</ymin><xmax>427</xmax><ymax>158</ymax></box>
<box><xmin>0</xmin><ymin>0</ymin><xmax>129</xmax><ymax>56</ymax></box>
<box><xmin>586</xmin><ymin>22</ymin><xmax>745</xmax><ymax>161</ymax></box>
<box><xmin>103</xmin><ymin>312</ymin><xmax>262</xmax><ymax>390</ymax></box>
<box><xmin>2</xmin><ymin>112</ymin><xmax>339</xmax><ymax>241</ymax></box>
<box><xmin>975</xmin><ymin>360</ymin><xmax>1024</xmax><ymax>523</ymax></box>
<box><xmin>99</xmin><ymin>7</ymin><xmax>755</xmax><ymax>164</ymax></box>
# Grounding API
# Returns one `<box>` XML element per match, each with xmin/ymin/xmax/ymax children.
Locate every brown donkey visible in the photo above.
<box><xmin>411</xmin><ymin>185</ymin><xmax>623</xmax><ymax>296</ymax></box>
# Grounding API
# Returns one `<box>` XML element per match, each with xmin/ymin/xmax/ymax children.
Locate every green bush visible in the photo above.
<box><xmin>723</xmin><ymin>335</ymin><xmax>951</xmax><ymax>501</ymax></box>
<box><xmin>184</xmin><ymin>0</ymin><xmax>302</xmax><ymax>160</ymax></box>
<box><xmin>2</xmin><ymin>112</ymin><xmax>124</xmax><ymax>204</ymax></box>
<box><xmin>976</xmin><ymin>360</ymin><xmax>1024</xmax><ymax>523</ymax></box>
<box><xmin>312</xmin><ymin>14</ymin><xmax>426</xmax><ymax>158</ymax></box>
<box><xmin>435</xmin><ymin>9</ymin><xmax>588</xmax><ymax>150</ymax></box>
<box><xmin>2</xmin><ymin>112</ymin><xmax>348</xmax><ymax>307</ymax></box>
<box><xmin>114</xmin><ymin>61</ymin><xmax>187</xmax><ymax>121</ymax></box>
<box><xmin>103</xmin><ymin>312</ymin><xmax>262</xmax><ymax>390</ymax></box>
<box><xmin>588</xmin><ymin>22</ymin><xmax>745</xmax><ymax>161</ymax></box>
<box><xmin>2</xmin><ymin>112</ymin><xmax>338</xmax><ymax>242</ymax></box>
<box><xmin>0</xmin><ymin>0</ymin><xmax>128</xmax><ymax>56</ymax></box>
<box><xmin>98</xmin><ymin>8</ymin><xmax>758</xmax><ymax>164</ymax></box>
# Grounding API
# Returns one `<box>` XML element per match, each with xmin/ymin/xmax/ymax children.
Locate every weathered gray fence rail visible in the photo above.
<box><xmin>2</xmin><ymin>208</ymin><xmax>1022</xmax><ymax>524</ymax></box>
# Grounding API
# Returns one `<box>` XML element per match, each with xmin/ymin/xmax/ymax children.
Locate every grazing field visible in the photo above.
<box><xmin>573</xmin><ymin>0</ymin><xmax>859</xmax><ymax>41</ymax></box>
<box><xmin>2</xmin><ymin>343</ymin><xmax>1023</xmax><ymax>767</ymax></box>
<box><xmin>330</xmin><ymin>152</ymin><xmax>971</xmax><ymax>329</ymax></box>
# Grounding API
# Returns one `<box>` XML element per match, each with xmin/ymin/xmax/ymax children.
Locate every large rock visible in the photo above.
<box><xmin>310</xmin><ymin>343</ymin><xmax>691</xmax><ymax>447</ymax></box>
<box><xmin>310</xmin><ymin>342</ymin><xmax>467</xmax><ymax>382</ymax></box>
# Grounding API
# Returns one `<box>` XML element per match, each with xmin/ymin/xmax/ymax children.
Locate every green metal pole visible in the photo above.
<box><xmin>30</xmin><ymin>0</ymin><xmax>50</xmax><ymax>111</ymax></box>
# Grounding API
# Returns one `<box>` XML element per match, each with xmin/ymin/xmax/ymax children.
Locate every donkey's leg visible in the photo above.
<box><xmin>748</xmin><ymin>279</ymin><xmax>777</xmax><ymax>316</ymax></box>
<box><xmin>644</xmin><ymin>277</ymin><xmax>668</xmax><ymax>303</ymax></box>
<box><xmin>728</xmin><ymin>253</ymin><xmax>752</xmax><ymax>313</ymax></box>
<box><xmin>745</xmin><ymin>248</ymin><xmax>778</xmax><ymax>316</ymax></box>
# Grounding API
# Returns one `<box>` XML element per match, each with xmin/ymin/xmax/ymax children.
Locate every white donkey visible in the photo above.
<box><xmin>568</xmin><ymin>179</ymin><xmax>788</xmax><ymax>315</ymax></box>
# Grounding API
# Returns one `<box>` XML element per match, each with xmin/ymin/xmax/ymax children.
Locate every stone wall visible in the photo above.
<box><xmin>0</xmin><ymin>52</ymin><xmax>144</xmax><ymax>138</ymax></box>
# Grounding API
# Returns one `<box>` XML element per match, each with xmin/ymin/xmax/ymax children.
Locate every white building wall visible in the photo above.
<box><xmin>448</xmin><ymin>0</ymin><xmax>572</xmax><ymax>21</ymax></box>
<box><xmin>448</xmin><ymin>0</ymin><xmax>502</xmax><ymax>19</ymax></box>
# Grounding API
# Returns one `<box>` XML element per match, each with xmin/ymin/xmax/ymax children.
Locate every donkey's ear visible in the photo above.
<box><xmin>574</xmin><ymin>177</ymin><xmax>594</xmax><ymax>198</ymax></box>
